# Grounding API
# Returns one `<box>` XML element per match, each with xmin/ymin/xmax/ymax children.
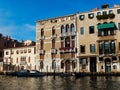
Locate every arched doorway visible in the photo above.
<box><xmin>105</xmin><ymin>58</ymin><xmax>111</xmax><ymax>72</ymax></box>
<box><xmin>21</xmin><ymin>66</ymin><xmax>24</xmax><ymax>70</ymax></box>
<box><xmin>65</xmin><ymin>60</ymin><xmax>70</xmax><ymax>73</ymax></box>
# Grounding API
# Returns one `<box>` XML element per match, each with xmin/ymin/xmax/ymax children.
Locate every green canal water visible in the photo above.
<box><xmin>0</xmin><ymin>75</ymin><xmax>120</xmax><ymax>90</ymax></box>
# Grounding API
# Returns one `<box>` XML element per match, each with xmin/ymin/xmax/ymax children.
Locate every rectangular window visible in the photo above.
<box><xmin>110</xmin><ymin>29</ymin><xmax>114</xmax><ymax>35</ymax></box>
<box><xmin>28</xmin><ymin>49</ymin><xmax>31</xmax><ymax>53</ymax></box>
<box><xmin>98</xmin><ymin>41</ymin><xmax>103</xmax><ymax>54</ymax></box>
<box><xmin>80</xmin><ymin>27</ymin><xmax>84</xmax><ymax>35</ymax></box>
<box><xmin>104</xmin><ymin>41</ymin><xmax>109</xmax><ymax>54</ymax></box>
<box><xmin>103</xmin><ymin>30</ymin><xmax>108</xmax><ymax>36</ymax></box>
<box><xmin>103</xmin><ymin>11</ymin><xmax>107</xmax><ymax>15</ymax></box>
<box><xmin>89</xmin><ymin>26</ymin><xmax>94</xmax><ymax>34</ymax></box>
<box><xmin>118</xmin><ymin>23</ymin><xmax>120</xmax><ymax>30</ymax></box>
<box><xmin>90</xmin><ymin>44</ymin><xmax>95</xmax><ymax>53</ymax></box>
<box><xmin>98</xmin><ymin>30</ymin><xmax>102</xmax><ymax>36</ymax></box>
<box><xmin>80</xmin><ymin>45</ymin><xmax>85</xmax><ymax>53</ymax></box>
<box><xmin>117</xmin><ymin>9</ymin><xmax>120</xmax><ymax>14</ymax></box>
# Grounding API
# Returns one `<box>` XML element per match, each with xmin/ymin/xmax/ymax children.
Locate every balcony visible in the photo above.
<box><xmin>96</xmin><ymin>13</ymin><xmax>115</xmax><ymax>20</ymax></box>
<box><xmin>39</xmin><ymin>49</ymin><xmax>45</xmax><ymax>55</ymax></box>
<box><xmin>51</xmin><ymin>34</ymin><xmax>57</xmax><ymax>39</ymax></box>
<box><xmin>60</xmin><ymin>32</ymin><xmax>76</xmax><ymax>37</ymax></box>
<box><xmin>59</xmin><ymin>47</ymin><xmax>76</xmax><ymax>53</ymax></box>
<box><xmin>20</xmin><ymin>61</ymin><xmax>27</xmax><ymax>65</ymax></box>
<box><xmin>51</xmin><ymin>48</ymin><xmax>57</xmax><ymax>54</ymax></box>
<box><xmin>40</xmin><ymin>35</ymin><xmax>45</xmax><ymax>40</ymax></box>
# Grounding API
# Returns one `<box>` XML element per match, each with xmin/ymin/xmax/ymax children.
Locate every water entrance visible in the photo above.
<box><xmin>90</xmin><ymin>57</ymin><xmax>97</xmax><ymax>72</ymax></box>
<box><xmin>105</xmin><ymin>58</ymin><xmax>111</xmax><ymax>72</ymax></box>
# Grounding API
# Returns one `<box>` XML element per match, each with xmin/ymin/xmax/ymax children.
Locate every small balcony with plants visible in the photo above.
<box><xmin>96</xmin><ymin>13</ymin><xmax>115</xmax><ymax>20</ymax></box>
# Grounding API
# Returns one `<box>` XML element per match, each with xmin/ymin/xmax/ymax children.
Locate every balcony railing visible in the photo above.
<box><xmin>20</xmin><ymin>61</ymin><xmax>27</xmax><ymax>65</ymax></box>
<box><xmin>60</xmin><ymin>32</ymin><xmax>76</xmax><ymax>37</ymax></box>
<box><xmin>51</xmin><ymin>34</ymin><xmax>57</xmax><ymax>39</ymax></box>
<box><xmin>51</xmin><ymin>48</ymin><xmax>57</xmax><ymax>54</ymax></box>
<box><xmin>40</xmin><ymin>35</ymin><xmax>45</xmax><ymax>40</ymax></box>
<box><xmin>59</xmin><ymin>47</ymin><xmax>76</xmax><ymax>53</ymax></box>
<box><xmin>39</xmin><ymin>49</ymin><xmax>45</xmax><ymax>55</ymax></box>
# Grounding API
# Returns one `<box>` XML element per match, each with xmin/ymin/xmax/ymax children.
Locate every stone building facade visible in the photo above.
<box><xmin>3</xmin><ymin>40</ymin><xmax>37</xmax><ymax>72</ymax></box>
<box><xmin>0</xmin><ymin>34</ymin><xmax>23</xmax><ymax>71</ymax></box>
<box><xmin>36</xmin><ymin>4</ymin><xmax>120</xmax><ymax>73</ymax></box>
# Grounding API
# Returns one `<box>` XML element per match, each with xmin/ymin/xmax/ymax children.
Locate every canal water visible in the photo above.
<box><xmin>0</xmin><ymin>75</ymin><xmax>120</xmax><ymax>90</ymax></box>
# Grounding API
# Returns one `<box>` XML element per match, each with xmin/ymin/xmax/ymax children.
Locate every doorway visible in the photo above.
<box><xmin>90</xmin><ymin>57</ymin><xmax>97</xmax><ymax>72</ymax></box>
<box><xmin>105</xmin><ymin>58</ymin><xmax>111</xmax><ymax>72</ymax></box>
<box><xmin>65</xmin><ymin>60</ymin><xmax>70</xmax><ymax>73</ymax></box>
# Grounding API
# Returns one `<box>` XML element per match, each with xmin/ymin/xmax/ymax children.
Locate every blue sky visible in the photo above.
<box><xmin>0</xmin><ymin>0</ymin><xmax>119</xmax><ymax>41</ymax></box>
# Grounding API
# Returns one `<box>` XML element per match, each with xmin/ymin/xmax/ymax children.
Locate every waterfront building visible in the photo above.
<box><xmin>3</xmin><ymin>40</ymin><xmax>37</xmax><ymax>71</ymax></box>
<box><xmin>36</xmin><ymin>4</ymin><xmax>120</xmax><ymax>73</ymax></box>
<box><xmin>77</xmin><ymin>4</ymin><xmax>120</xmax><ymax>72</ymax></box>
<box><xmin>0</xmin><ymin>33</ymin><xmax>22</xmax><ymax>71</ymax></box>
<box><xmin>36</xmin><ymin>14</ymin><xmax>78</xmax><ymax>73</ymax></box>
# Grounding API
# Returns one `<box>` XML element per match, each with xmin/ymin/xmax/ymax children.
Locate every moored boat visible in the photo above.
<box><xmin>17</xmin><ymin>70</ymin><xmax>45</xmax><ymax>77</ymax></box>
<box><xmin>17</xmin><ymin>70</ymin><xmax>28</xmax><ymax>77</ymax></box>
<box><xmin>28</xmin><ymin>70</ymin><xmax>45</xmax><ymax>77</ymax></box>
<box><xmin>74</xmin><ymin>72</ymin><xmax>86</xmax><ymax>79</ymax></box>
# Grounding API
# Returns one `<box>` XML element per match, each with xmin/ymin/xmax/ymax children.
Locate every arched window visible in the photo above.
<box><xmin>52</xmin><ymin>39</ymin><xmax>55</xmax><ymax>48</ymax></box>
<box><xmin>40</xmin><ymin>40</ymin><xmax>44</xmax><ymax>49</ymax></box>
<box><xmin>70</xmin><ymin>24</ymin><xmax>74</xmax><ymax>32</ymax></box>
<box><xmin>41</xmin><ymin>28</ymin><xmax>44</xmax><ymax>36</ymax></box>
<box><xmin>65</xmin><ymin>37</ymin><xmax>70</xmax><ymax>47</ymax></box>
<box><xmin>40</xmin><ymin>61</ymin><xmax>43</xmax><ymax>69</ymax></box>
<box><xmin>66</xmin><ymin>24</ymin><xmax>69</xmax><ymax>33</ymax></box>
<box><xmin>61</xmin><ymin>25</ymin><xmax>64</xmax><ymax>34</ymax></box>
<box><xmin>52</xmin><ymin>26</ymin><xmax>55</xmax><ymax>35</ymax></box>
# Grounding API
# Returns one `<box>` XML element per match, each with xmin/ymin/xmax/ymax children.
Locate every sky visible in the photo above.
<box><xmin>0</xmin><ymin>0</ymin><xmax>120</xmax><ymax>41</ymax></box>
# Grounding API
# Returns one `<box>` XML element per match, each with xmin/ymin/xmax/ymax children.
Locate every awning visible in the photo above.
<box><xmin>97</xmin><ymin>22</ymin><xmax>115</xmax><ymax>30</ymax></box>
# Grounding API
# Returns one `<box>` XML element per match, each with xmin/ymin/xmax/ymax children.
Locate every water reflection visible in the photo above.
<box><xmin>0</xmin><ymin>75</ymin><xmax>120</xmax><ymax>90</ymax></box>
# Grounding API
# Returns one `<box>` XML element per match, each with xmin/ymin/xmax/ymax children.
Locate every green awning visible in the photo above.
<box><xmin>97</xmin><ymin>22</ymin><xmax>115</xmax><ymax>30</ymax></box>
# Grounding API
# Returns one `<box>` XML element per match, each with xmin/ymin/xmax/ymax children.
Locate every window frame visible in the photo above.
<box><xmin>80</xmin><ymin>45</ymin><xmax>85</xmax><ymax>53</ymax></box>
<box><xmin>117</xmin><ymin>9</ymin><xmax>120</xmax><ymax>14</ymax></box>
<box><xmin>90</xmin><ymin>44</ymin><xmax>95</xmax><ymax>53</ymax></box>
<box><xmin>89</xmin><ymin>26</ymin><xmax>95</xmax><ymax>34</ymax></box>
<box><xmin>80</xmin><ymin>27</ymin><xmax>84</xmax><ymax>35</ymax></box>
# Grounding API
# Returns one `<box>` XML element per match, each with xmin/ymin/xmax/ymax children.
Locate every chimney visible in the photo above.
<box><xmin>114</xmin><ymin>4</ymin><xmax>120</xmax><ymax>8</ymax></box>
<box><xmin>102</xmin><ymin>4</ymin><xmax>109</xmax><ymax>9</ymax></box>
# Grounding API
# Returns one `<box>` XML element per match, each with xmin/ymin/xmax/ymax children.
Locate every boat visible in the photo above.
<box><xmin>28</xmin><ymin>70</ymin><xmax>45</xmax><ymax>77</ymax></box>
<box><xmin>74</xmin><ymin>72</ymin><xmax>86</xmax><ymax>79</ymax></box>
<box><xmin>17</xmin><ymin>70</ymin><xmax>45</xmax><ymax>77</ymax></box>
<box><xmin>59</xmin><ymin>72</ymin><xmax>71</xmax><ymax>78</ymax></box>
<box><xmin>17</xmin><ymin>70</ymin><xmax>28</xmax><ymax>77</ymax></box>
